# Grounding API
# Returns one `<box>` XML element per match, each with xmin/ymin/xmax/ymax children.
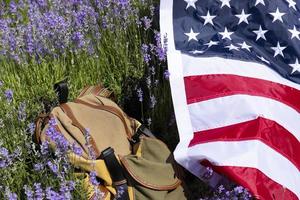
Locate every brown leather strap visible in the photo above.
<box><xmin>78</xmin><ymin>84</ymin><xmax>114</xmax><ymax>99</ymax></box>
<box><xmin>91</xmin><ymin>85</ymin><xmax>102</xmax><ymax>96</ymax></box>
<box><xmin>60</xmin><ymin>103</ymin><xmax>100</xmax><ymax>157</ymax></box>
<box><xmin>74</xmin><ymin>98</ymin><xmax>133</xmax><ymax>139</ymax></box>
<box><xmin>34</xmin><ymin>113</ymin><xmax>49</xmax><ymax>144</ymax></box>
<box><xmin>78</xmin><ymin>86</ymin><xmax>90</xmax><ymax>98</ymax></box>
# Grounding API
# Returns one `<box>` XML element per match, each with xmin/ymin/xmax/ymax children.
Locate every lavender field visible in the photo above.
<box><xmin>0</xmin><ymin>0</ymin><xmax>252</xmax><ymax>199</ymax></box>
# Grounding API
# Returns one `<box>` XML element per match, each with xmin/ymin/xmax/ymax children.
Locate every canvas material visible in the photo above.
<box><xmin>39</xmin><ymin>93</ymin><xmax>140</xmax><ymax>158</ymax></box>
<box><xmin>37</xmin><ymin>85</ymin><xmax>186</xmax><ymax>200</ymax></box>
<box><xmin>121</xmin><ymin>137</ymin><xmax>187</xmax><ymax>200</ymax></box>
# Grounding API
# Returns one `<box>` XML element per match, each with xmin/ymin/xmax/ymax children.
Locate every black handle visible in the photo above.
<box><xmin>54</xmin><ymin>81</ymin><xmax>68</xmax><ymax>104</ymax></box>
<box><xmin>100</xmin><ymin>147</ymin><xmax>129</xmax><ymax>200</ymax></box>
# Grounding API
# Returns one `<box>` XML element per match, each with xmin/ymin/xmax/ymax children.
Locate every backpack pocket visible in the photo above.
<box><xmin>120</xmin><ymin>138</ymin><xmax>187</xmax><ymax>200</ymax></box>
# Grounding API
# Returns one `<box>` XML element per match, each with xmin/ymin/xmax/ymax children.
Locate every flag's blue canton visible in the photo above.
<box><xmin>173</xmin><ymin>0</ymin><xmax>300</xmax><ymax>83</ymax></box>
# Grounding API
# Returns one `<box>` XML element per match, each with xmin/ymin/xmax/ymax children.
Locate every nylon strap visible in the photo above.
<box><xmin>100</xmin><ymin>147</ymin><xmax>129</xmax><ymax>200</ymax></box>
<box><xmin>130</xmin><ymin>124</ymin><xmax>156</xmax><ymax>145</ymax></box>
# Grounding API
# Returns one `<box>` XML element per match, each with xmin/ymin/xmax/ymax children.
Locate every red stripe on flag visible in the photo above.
<box><xmin>189</xmin><ymin>117</ymin><xmax>300</xmax><ymax>171</ymax></box>
<box><xmin>184</xmin><ymin>74</ymin><xmax>300</xmax><ymax>112</ymax></box>
<box><xmin>200</xmin><ymin>161</ymin><xmax>299</xmax><ymax>200</ymax></box>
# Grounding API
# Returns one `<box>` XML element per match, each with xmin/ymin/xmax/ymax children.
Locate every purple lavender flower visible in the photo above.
<box><xmin>149</xmin><ymin>95</ymin><xmax>157</xmax><ymax>108</ymax></box>
<box><xmin>12</xmin><ymin>147</ymin><xmax>22</xmax><ymax>158</ymax></box>
<box><xmin>234</xmin><ymin>186</ymin><xmax>244</xmax><ymax>194</ymax></box>
<box><xmin>89</xmin><ymin>171</ymin><xmax>100</xmax><ymax>186</ymax></box>
<box><xmin>0</xmin><ymin>160</ymin><xmax>7</xmax><ymax>168</ymax></box>
<box><xmin>118</xmin><ymin>0</ymin><xmax>129</xmax><ymax>8</ymax></box>
<box><xmin>218</xmin><ymin>185</ymin><xmax>225</xmax><ymax>194</ymax></box>
<box><xmin>47</xmin><ymin>160</ymin><xmax>59</xmax><ymax>175</ymax></box>
<box><xmin>24</xmin><ymin>185</ymin><xmax>34</xmax><ymax>200</ymax></box>
<box><xmin>27</xmin><ymin>123</ymin><xmax>36</xmax><ymax>135</ymax></box>
<box><xmin>202</xmin><ymin>166</ymin><xmax>214</xmax><ymax>180</ymax></box>
<box><xmin>141</xmin><ymin>44</ymin><xmax>148</xmax><ymax>53</ymax></box>
<box><xmin>116</xmin><ymin>185</ymin><xmax>126</xmax><ymax>198</ymax></box>
<box><xmin>93</xmin><ymin>187</ymin><xmax>105</xmax><ymax>200</ymax></box>
<box><xmin>72</xmin><ymin>142</ymin><xmax>83</xmax><ymax>156</ymax></box>
<box><xmin>141</xmin><ymin>44</ymin><xmax>151</xmax><ymax>64</ymax></box>
<box><xmin>147</xmin><ymin>118</ymin><xmax>152</xmax><ymax>126</ymax></box>
<box><xmin>155</xmin><ymin>46</ymin><xmax>166</xmax><ymax>61</ymax></box>
<box><xmin>141</xmin><ymin>16</ymin><xmax>152</xmax><ymax>30</ymax></box>
<box><xmin>225</xmin><ymin>190</ymin><xmax>230</xmax><ymax>196</ymax></box>
<box><xmin>45</xmin><ymin>187</ymin><xmax>64</xmax><ymax>200</ymax></box>
<box><xmin>34</xmin><ymin>183</ymin><xmax>44</xmax><ymax>200</ymax></box>
<box><xmin>149</xmin><ymin>66</ymin><xmax>155</xmax><ymax>75</ymax></box>
<box><xmin>66</xmin><ymin>180</ymin><xmax>75</xmax><ymax>191</ymax></box>
<box><xmin>84</xmin><ymin>128</ymin><xmax>96</xmax><ymax>160</ymax></box>
<box><xmin>163</xmin><ymin>69</ymin><xmax>170</xmax><ymax>80</ymax></box>
<box><xmin>45</xmin><ymin>119</ymin><xmax>69</xmax><ymax>155</ymax></box>
<box><xmin>137</xmin><ymin>88</ymin><xmax>143</xmax><ymax>102</ymax></box>
<box><xmin>72</xmin><ymin>31</ymin><xmax>85</xmax><ymax>48</ymax></box>
<box><xmin>143</xmin><ymin>53</ymin><xmax>151</xmax><ymax>64</ymax></box>
<box><xmin>9</xmin><ymin>1</ymin><xmax>17</xmax><ymax>14</ymax></box>
<box><xmin>40</xmin><ymin>141</ymin><xmax>50</xmax><ymax>155</ymax></box>
<box><xmin>34</xmin><ymin>163</ymin><xmax>44</xmax><ymax>171</ymax></box>
<box><xmin>5</xmin><ymin>187</ymin><xmax>17</xmax><ymax>200</ymax></box>
<box><xmin>58</xmin><ymin>180</ymin><xmax>75</xmax><ymax>199</ymax></box>
<box><xmin>151</xmin><ymin>32</ymin><xmax>167</xmax><ymax>61</ymax></box>
<box><xmin>4</xmin><ymin>89</ymin><xmax>13</xmax><ymax>103</ymax></box>
<box><xmin>0</xmin><ymin>147</ymin><xmax>9</xmax><ymax>157</ymax></box>
<box><xmin>37</xmin><ymin>0</ymin><xmax>48</xmax><ymax>7</ymax></box>
<box><xmin>49</xmin><ymin>118</ymin><xmax>57</xmax><ymax>126</ymax></box>
<box><xmin>18</xmin><ymin>102</ymin><xmax>27</xmax><ymax>121</ymax></box>
<box><xmin>146</xmin><ymin>76</ymin><xmax>151</xmax><ymax>88</ymax></box>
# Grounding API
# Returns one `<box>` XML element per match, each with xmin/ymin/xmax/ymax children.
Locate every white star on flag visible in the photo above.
<box><xmin>235</xmin><ymin>9</ymin><xmax>251</xmax><ymax>24</ymax></box>
<box><xmin>253</xmin><ymin>25</ymin><xmax>268</xmax><ymax>41</ymax></box>
<box><xmin>219</xmin><ymin>27</ymin><xmax>234</xmax><ymax>40</ymax></box>
<box><xmin>271</xmin><ymin>42</ymin><xmax>287</xmax><ymax>57</ymax></box>
<box><xmin>201</xmin><ymin>11</ymin><xmax>216</xmax><ymax>26</ymax></box>
<box><xmin>288</xmin><ymin>26</ymin><xmax>300</xmax><ymax>40</ymax></box>
<box><xmin>225</xmin><ymin>44</ymin><xmax>239</xmax><ymax>51</ymax></box>
<box><xmin>184</xmin><ymin>28</ymin><xmax>199</xmax><ymax>41</ymax></box>
<box><xmin>286</xmin><ymin>0</ymin><xmax>297</xmax><ymax>10</ymax></box>
<box><xmin>238</xmin><ymin>41</ymin><xmax>252</xmax><ymax>51</ymax></box>
<box><xmin>289</xmin><ymin>58</ymin><xmax>300</xmax><ymax>74</ymax></box>
<box><xmin>219</xmin><ymin>0</ymin><xmax>231</xmax><ymax>8</ymax></box>
<box><xmin>270</xmin><ymin>8</ymin><xmax>286</xmax><ymax>23</ymax></box>
<box><xmin>255</xmin><ymin>0</ymin><xmax>265</xmax><ymax>6</ymax></box>
<box><xmin>184</xmin><ymin>0</ymin><xmax>198</xmax><ymax>9</ymax></box>
<box><xmin>205</xmin><ymin>40</ymin><xmax>219</xmax><ymax>48</ymax></box>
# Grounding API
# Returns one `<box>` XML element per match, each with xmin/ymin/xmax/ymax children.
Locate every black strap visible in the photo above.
<box><xmin>54</xmin><ymin>81</ymin><xmax>68</xmax><ymax>104</ymax></box>
<box><xmin>100</xmin><ymin>147</ymin><xmax>129</xmax><ymax>200</ymax></box>
<box><xmin>130</xmin><ymin>124</ymin><xmax>155</xmax><ymax>145</ymax></box>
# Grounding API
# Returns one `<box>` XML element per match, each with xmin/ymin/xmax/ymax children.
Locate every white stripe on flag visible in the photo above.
<box><xmin>188</xmin><ymin>94</ymin><xmax>300</xmax><ymax>142</ymax></box>
<box><xmin>181</xmin><ymin>54</ymin><xmax>300</xmax><ymax>91</ymax></box>
<box><xmin>159</xmin><ymin>0</ymin><xmax>225</xmax><ymax>186</ymax></box>
<box><xmin>188</xmin><ymin>140</ymin><xmax>300</xmax><ymax>199</ymax></box>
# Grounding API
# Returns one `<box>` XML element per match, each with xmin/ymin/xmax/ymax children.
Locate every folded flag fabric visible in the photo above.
<box><xmin>159</xmin><ymin>0</ymin><xmax>300</xmax><ymax>199</ymax></box>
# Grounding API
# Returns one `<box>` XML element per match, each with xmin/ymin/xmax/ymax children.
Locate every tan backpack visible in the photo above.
<box><xmin>35</xmin><ymin>82</ymin><xmax>187</xmax><ymax>200</ymax></box>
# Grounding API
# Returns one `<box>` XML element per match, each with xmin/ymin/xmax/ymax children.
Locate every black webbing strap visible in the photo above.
<box><xmin>130</xmin><ymin>124</ymin><xmax>155</xmax><ymax>145</ymax></box>
<box><xmin>100</xmin><ymin>147</ymin><xmax>129</xmax><ymax>200</ymax></box>
<box><xmin>54</xmin><ymin>81</ymin><xmax>68</xmax><ymax>104</ymax></box>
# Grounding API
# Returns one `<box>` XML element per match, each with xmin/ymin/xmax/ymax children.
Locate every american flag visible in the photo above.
<box><xmin>159</xmin><ymin>0</ymin><xmax>300</xmax><ymax>199</ymax></box>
